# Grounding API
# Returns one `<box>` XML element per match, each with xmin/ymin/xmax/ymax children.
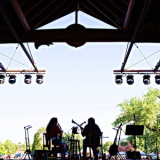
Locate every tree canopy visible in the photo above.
<box><xmin>112</xmin><ymin>88</ymin><xmax>160</xmax><ymax>153</ymax></box>
<box><xmin>112</xmin><ymin>88</ymin><xmax>160</xmax><ymax>131</ymax></box>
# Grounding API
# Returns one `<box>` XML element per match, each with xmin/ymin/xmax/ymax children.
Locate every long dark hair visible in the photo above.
<box><xmin>46</xmin><ymin>117</ymin><xmax>57</xmax><ymax>134</ymax></box>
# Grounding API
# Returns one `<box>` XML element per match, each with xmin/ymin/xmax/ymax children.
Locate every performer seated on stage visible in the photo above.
<box><xmin>81</xmin><ymin>117</ymin><xmax>101</xmax><ymax>159</ymax></box>
<box><xmin>46</xmin><ymin>117</ymin><xmax>68</xmax><ymax>153</ymax></box>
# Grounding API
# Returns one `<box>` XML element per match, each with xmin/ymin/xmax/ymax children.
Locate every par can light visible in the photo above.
<box><xmin>24</xmin><ymin>75</ymin><xmax>32</xmax><ymax>84</ymax></box>
<box><xmin>143</xmin><ymin>75</ymin><xmax>150</xmax><ymax>85</ymax></box>
<box><xmin>127</xmin><ymin>75</ymin><xmax>134</xmax><ymax>85</ymax></box>
<box><xmin>36</xmin><ymin>75</ymin><xmax>44</xmax><ymax>84</ymax></box>
<box><xmin>155</xmin><ymin>75</ymin><xmax>160</xmax><ymax>85</ymax></box>
<box><xmin>0</xmin><ymin>75</ymin><xmax>5</xmax><ymax>84</ymax></box>
<box><xmin>9</xmin><ymin>75</ymin><xmax>16</xmax><ymax>84</ymax></box>
<box><xmin>115</xmin><ymin>75</ymin><xmax>123</xmax><ymax>85</ymax></box>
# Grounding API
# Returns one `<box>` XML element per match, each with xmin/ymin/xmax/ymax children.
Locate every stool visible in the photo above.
<box><xmin>69</xmin><ymin>139</ymin><xmax>81</xmax><ymax>159</ymax></box>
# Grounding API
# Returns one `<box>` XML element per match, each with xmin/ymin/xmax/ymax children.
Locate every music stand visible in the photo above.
<box><xmin>125</xmin><ymin>125</ymin><xmax>144</xmax><ymax>160</ymax></box>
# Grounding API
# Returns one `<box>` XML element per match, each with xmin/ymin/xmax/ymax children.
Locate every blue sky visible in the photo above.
<box><xmin>0</xmin><ymin>11</ymin><xmax>160</xmax><ymax>144</ymax></box>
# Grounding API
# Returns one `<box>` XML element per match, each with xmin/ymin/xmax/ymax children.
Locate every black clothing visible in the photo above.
<box><xmin>82</xmin><ymin>123</ymin><xmax>101</xmax><ymax>142</ymax></box>
<box><xmin>82</xmin><ymin>123</ymin><xmax>101</xmax><ymax>158</ymax></box>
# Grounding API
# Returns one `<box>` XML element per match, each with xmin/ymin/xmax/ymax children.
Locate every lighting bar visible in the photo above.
<box><xmin>113</xmin><ymin>69</ymin><xmax>160</xmax><ymax>74</ymax></box>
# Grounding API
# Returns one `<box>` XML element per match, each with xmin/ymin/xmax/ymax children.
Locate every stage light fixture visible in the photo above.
<box><xmin>36</xmin><ymin>75</ymin><xmax>43</xmax><ymax>84</ymax></box>
<box><xmin>143</xmin><ymin>75</ymin><xmax>150</xmax><ymax>85</ymax></box>
<box><xmin>115</xmin><ymin>75</ymin><xmax>123</xmax><ymax>85</ymax></box>
<box><xmin>0</xmin><ymin>75</ymin><xmax>5</xmax><ymax>84</ymax></box>
<box><xmin>9</xmin><ymin>75</ymin><xmax>16</xmax><ymax>84</ymax></box>
<box><xmin>24</xmin><ymin>75</ymin><xmax>32</xmax><ymax>84</ymax></box>
<box><xmin>155</xmin><ymin>75</ymin><xmax>160</xmax><ymax>84</ymax></box>
<box><xmin>126</xmin><ymin>75</ymin><xmax>134</xmax><ymax>85</ymax></box>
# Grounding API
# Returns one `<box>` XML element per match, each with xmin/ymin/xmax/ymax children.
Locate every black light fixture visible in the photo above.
<box><xmin>9</xmin><ymin>75</ymin><xmax>16</xmax><ymax>84</ymax></box>
<box><xmin>155</xmin><ymin>75</ymin><xmax>160</xmax><ymax>85</ymax></box>
<box><xmin>36</xmin><ymin>75</ymin><xmax>43</xmax><ymax>84</ymax></box>
<box><xmin>115</xmin><ymin>75</ymin><xmax>123</xmax><ymax>85</ymax></box>
<box><xmin>127</xmin><ymin>75</ymin><xmax>134</xmax><ymax>85</ymax></box>
<box><xmin>143</xmin><ymin>75</ymin><xmax>150</xmax><ymax>85</ymax></box>
<box><xmin>0</xmin><ymin>75</ymin><xmax>5</xmax><ymax>84</ymax></box>
<box><xmin>24</xmin><ymin>75</ymin><xmax>32</xmax><ymax>84</ymax></box>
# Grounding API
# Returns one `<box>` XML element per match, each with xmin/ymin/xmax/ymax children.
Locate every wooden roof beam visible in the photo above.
<box><xmin>31</xmin><ymin>0</ymin><xmax>71</xmax><ymax>29</ymax></box>
<box><xmin>0</xmin><ymin>3</ymin><xmax>38</xmax><ymax>72</ymax></box>
<box><xmin>108</xmin><ymin>0</ymin><xmax>127</xmax><ymax>14</ymax></box>
<box><xmin>10</xmin><ymin>0</ymin><xmax>30</xmax><ymax>32</ymax></box>
<box><xmin>86</xmin><ymin>0</ymin><xmax>121</xmax><ymax>29</ymax></box>
<box><xmin>23</xmin><ymin>0</ymin><xmax>44</xmax><ymax>15</ymax></box>
<box><xmin>123</xmin><ymin>0</ymin><xmax>135</xmax><ymax>32</ymax></box>
<box><xmin>96</xmin><ymin>1</ymin><xmax>125</xmax><ymax>22</ymax></box>
<box><xmin>121</xmin><ymin>0</ymin><xmax>152</xmax><ymax>72</ymax></box>
<box><xmin>27</xmin><ymin>0</ymin><xmax>56</xmax><ymax>23</ymax></box>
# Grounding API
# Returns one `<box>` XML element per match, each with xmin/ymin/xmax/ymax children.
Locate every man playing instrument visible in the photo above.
<box><xmin>81</xmin><ymin>117</ymin><xmax>101</xmax><ymax>159</ymax></box>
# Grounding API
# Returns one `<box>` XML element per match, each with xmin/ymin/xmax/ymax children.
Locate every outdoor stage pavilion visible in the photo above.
<box><xmin>0</xmin><ymin>0</ymin><xmax>159</xmax><ymax>159</ymax></box>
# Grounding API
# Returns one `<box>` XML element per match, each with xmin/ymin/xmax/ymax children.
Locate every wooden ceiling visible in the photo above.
<box><xmin>1</xmin><ymin>0</ymin><xmax>160</xmax><ymax>71</ymax></box>
<box><xmin>0</xmin><ymin>0</ymin><xmax>160</xmax><ymax>45</ymax></box>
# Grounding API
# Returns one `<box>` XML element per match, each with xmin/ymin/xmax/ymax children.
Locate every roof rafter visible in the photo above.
<box><xmin>123</xmin><ymin>0</ymin><xmax>135</xmax><ymax>32</ymax></box>
<box><xmin>86</xmin><ymin>0</ymin><xmax>121</xmax><ymax>29</ymax></box>
<box><xmin>121</xmin><ymin>0</ymin><xmax>152</xmax><ymax>72</ymax></box>
<box><xmin>27</xmin><ymin>0</ymin><xmax>56</xmax><ymax>23</ymax></box>
<box><xmin>96</xmin><ymin>1</ymin><xmax>125</xmax><ymax>22</ymax></box>
<box><xmin>31</xmin><ymin>0</ymin><xmax>71</xmax><ymax>29</ymax></box>
<box><xmin>10</xmin><ymin>0</ymin><xmax>30</xmax><ymax>32</ymax></box>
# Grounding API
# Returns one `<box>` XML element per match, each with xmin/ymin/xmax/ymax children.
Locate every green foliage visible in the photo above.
<box><xmin>120</xmin><ymin>140</ymin><xmax>128</xmax><ymax>147</ymax></box>
<box><xmin>103</xmin><ymin>141</ymin><xmax>112</xmax><ymax>153</ymax></box>
<box><xmin>0</xmin><ymin>142</ymin><xmax>6</xmax><ymax>155</ymax></box>
<box><xmin>32</xmin><ymin>133</ymin><xmax>43</xmax><ymax>152</ymax></box>
<box><xmin>112</xmin><ymin>88</ymin><xmax>160</xmax><ymax>153</ymax></box>
<box><xmin>32</xmin><ymin>127</ymin><xmax>45</xmax><ymax>153</ymax></box>
<box><xmin>4</xmin><ymin>140</ymin><xmax>18</xmax><ymax>155</ymax></box>
<box><xmin>62</xmin><ymin>133</ymin><xmax>84</xmax><ymax>150</ymax></box>
<box><xmin>37</xmin><ymin>127</ymin><xmax>46</xmax><ymax>133</ymax></box>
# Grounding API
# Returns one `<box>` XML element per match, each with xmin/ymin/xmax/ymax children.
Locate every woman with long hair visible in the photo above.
<box><xmin>46</xmin><ymin>117</ymin><xmax>68</xmax><ymax>153</ymax></box>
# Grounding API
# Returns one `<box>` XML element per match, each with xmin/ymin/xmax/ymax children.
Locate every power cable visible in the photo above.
<box><xmin>0</xmin><ymin>52</ymin><xmax>32</xmax><ymax>69</ymax></box>
<box><xmin>7</xmin><ymin>44</ymin><xmax>19</xmax><ymax>69</ymax></box>
<box><xmin>126</xmin><ymin>47</ymin><xmax>160</xmax><ymax>70</ymax></box>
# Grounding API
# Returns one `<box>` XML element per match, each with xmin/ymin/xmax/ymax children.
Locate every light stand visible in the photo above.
<box><xmin>21</xmin><ymin>125</ymin><xmax>35</xmax><ymax>160</ymax></box>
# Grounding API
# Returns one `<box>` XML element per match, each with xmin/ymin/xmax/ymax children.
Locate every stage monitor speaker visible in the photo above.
<box><xmin>34</xmin><ymin>150</ymin><xmax>49</xmax><ymax>160</ymax></box>
<box><xmin>126</xmin><ymin>151</ymin><xmax>141</xmax><ymax>159</ymax></box>
<box><xmin>125</xmin><ymin>125</ymin><xmax>144</xmax><ymax>135</ymax></box>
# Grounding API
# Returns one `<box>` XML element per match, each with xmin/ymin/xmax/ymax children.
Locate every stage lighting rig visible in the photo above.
<box><xmin>0</xmin><ymin>75</ymin><xmax>5</xmax><ymax>84</ymax></box>
<box><xmin>155</xmin><ymin>75</ymin><xmax>160</xmax><ymax>85</ymax></box>
<box><xmin>127</xmin><ymin>75</ymin><xmax>134</xmax><ymax>85</ymax></box>
<box><xmin>24</xmin><ymin>75</ymin><xmax>32</xmax><ymax>84</ymax></box>
<box><xmin>9</xmin><ymin>75</ymin><xmax>16</xmax><ymax>84</ymax></box>
<box><xmin>115</xmin><ymin>75</ymin><xmax>123</xmax><ymax>85</ymax></box>
<box><xmin>36</xmin><ymin>75</ymin><xmax>43</xmax><ymax>84</ymax></box>
<box><xmin>143</xmin><ymin>75</ymin><xmax>150</xmax><ymax>85</ymax></box>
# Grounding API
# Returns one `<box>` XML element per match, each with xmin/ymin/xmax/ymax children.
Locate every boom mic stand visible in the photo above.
<box><xmin>21</xmin><ymin>125</ymin><xmax>35</xmax><ymax>160</ymax></box>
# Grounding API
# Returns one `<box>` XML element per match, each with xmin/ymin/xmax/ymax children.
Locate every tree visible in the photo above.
<box><xmin>103</xmin><ymin>141</ymin><xmax>112</xmax><ymax>153</ymax></box>
<box><xmin>112</xmin><ymin>88</ymin><xmax>160</xmax><ymax>153</ymax></box>
<box><xmin>32</xmin><ymin>127</ymin><xmax>46</xmax><ymax>152</ymax></box>
<box><xmin>0</xmin><ymin>142</ymin><xmax>6</xmax><ymax>155</ymax></box>
<box><xmin>4</xmin><ymin>140</ymin><xmax>18</xmax><ymax>155</ymax></box>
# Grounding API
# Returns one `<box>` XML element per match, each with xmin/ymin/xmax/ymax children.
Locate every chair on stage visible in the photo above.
<box><xmin>83</xmin><ymin>132</ymin><xmax>104</xmax><ymax>159</ymax></box>
<box><xmin>43</xmin><ymin>133</ymin><xmax>65</xmax><ymax>158</ymax></box>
